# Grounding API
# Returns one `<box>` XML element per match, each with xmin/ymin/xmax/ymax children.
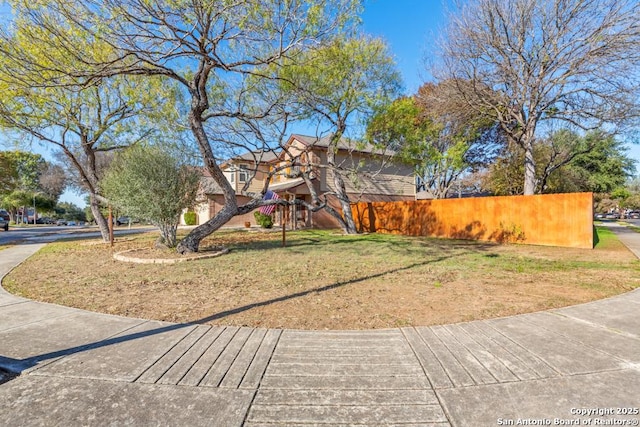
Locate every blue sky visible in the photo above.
<box><xmin>2</xmin><ymin>0</ymin><xmax>639</xmax><ymax>207</ymax></box>
<box><xmin>361</xmin><ymin>0</ymin><xmax>449</xmax><ymax>94</ymax></box>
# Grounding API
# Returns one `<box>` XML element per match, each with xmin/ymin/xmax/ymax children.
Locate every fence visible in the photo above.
<box><xmin>351</xmin><ymin>193</ymin><xmax>594</xmax><ymax>249</ymax></box>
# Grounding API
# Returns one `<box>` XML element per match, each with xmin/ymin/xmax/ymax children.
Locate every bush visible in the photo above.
<box><xmin>183</xmin><ymin>211</ymin><xmax>197</xmax><ymax>226</ymax></box>
<box><xmin>101</xmin><ymin>144</ymin><xmax>201</xmax><ymax>248</ymax></box>
<box><xmin>253</xmin><ymin>211</ymin><xmax>273</xmax><ymax>228</ymax></box>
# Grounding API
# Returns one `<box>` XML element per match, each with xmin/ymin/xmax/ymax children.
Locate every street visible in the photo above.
<box><xmin>0</xmin><ymin>225</ymin><xmax>150</xmax><ymax>245</ymax></box>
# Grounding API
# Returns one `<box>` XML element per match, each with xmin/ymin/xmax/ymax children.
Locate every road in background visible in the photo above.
<box><xmin>0</xmin><ymin>225</ymin><xmax>153</xmax><ymax>245</ymax></box>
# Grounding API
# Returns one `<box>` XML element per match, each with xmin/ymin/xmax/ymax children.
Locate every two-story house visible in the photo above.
<box><xmin>185</xmin><ymin>134</ymin><xmax>415</xmax><ymax>229</ymax></box>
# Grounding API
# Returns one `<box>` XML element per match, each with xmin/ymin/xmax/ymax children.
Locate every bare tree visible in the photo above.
<box><xmin>435</xmin><ymin>0</ymin><xmax>640</xmax><ymax>195</ymax></box>
<box><xmin>37</xmin><ymin>162</ymin><xmax>66</xmax><ymax>201</ymax></box>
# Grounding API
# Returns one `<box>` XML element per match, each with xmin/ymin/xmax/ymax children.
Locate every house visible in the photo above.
<box><xmin>184</xmin><ymin>134</ymin><xmax>416</xmax><ymax>229</ymax></box>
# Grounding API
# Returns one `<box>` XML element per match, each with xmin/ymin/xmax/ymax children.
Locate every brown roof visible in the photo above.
<box><xmin>233</xmin><ymin>150</ymin><xmax>280</xmax><ymax>163</ymax></box>
<box><xmin>199</xmin><ymin>176</ymin><xmax>224</xmax><ymax>195</ymax></box>
<box><xmin>290</xmin><ymin>134</ymin><xmax>392</xmax><ymax>155</ymax></box>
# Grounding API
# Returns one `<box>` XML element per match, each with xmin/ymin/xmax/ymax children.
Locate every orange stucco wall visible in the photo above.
<box><xmin>352</xmin><ymin>193</ymin><xmax>594</xmax><ymax>248</ymax></box>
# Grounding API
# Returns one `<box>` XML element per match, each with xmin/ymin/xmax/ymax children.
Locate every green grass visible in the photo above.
<box><xmin>594</xmin><ymin>226</ymin><xmax>627</xmax><ymax>251</ymax></box>
<box><xmin>4</xmin><ymin>228</ymin><xmax>639</xmax><ymax>329</ymax></box>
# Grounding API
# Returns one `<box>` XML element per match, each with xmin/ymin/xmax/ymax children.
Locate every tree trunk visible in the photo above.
<box><xmin>329</xmin><ymin>167</ymin><xmax>358</xmax><ymax>234</ymax></box>
<box><xmin>177</xmin><ymin>99</ymin><xmax>240</xmax><ymax>253</ymax></box>
<box><xmin>90</xmin><ymin>193</ymin><xmax>110</xmax><ymax>242</ymax></box>
<box><xmin>326</xmin><ymin>144</ymin><xmax>357</xmax><ymax>234</ymax></box>
<box><xmin>523</xmin><ymin>133</ymin><xmax>536</xmax><ymax>196</ymax></box>
<box><xmin>157</xmin><ymin>222</ymin><xmax>178</xmax><ymax>248</ymax></box>
<box><xmin>177</xmin><ymin>203</ymin><xmax>237</xmax><ymax>253</ymax></box>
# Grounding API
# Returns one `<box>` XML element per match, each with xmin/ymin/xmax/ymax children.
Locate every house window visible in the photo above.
<box><xmin>239</xmin><ymin>165</ymin><xmax>248</xmax><ymax>183</ymax></box>
<box><xmin>230</xmin><ymin>173</ymin><xmax>235</xmax><ymax>183</ymax></box>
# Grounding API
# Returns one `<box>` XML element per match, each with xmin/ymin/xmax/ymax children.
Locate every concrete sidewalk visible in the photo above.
<box><xmin>1</xmin><ymin>227</ymin><xmax>639</xmax><ymax>426</ymax></box>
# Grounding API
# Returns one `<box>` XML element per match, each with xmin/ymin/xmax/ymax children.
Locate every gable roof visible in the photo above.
<box><xmin>233</xmin><ymin>150</ymin><xmax>280</xmax><ymax>163</ymax></box>
<box><xmin>219</xmin><ymin>134</ymin><xmax>394</xmax><ymax>168</ymax></box>
<box><xmin>221</xmin><ymin>149</ymin><xmax>280</xmax><ymax>169</ymax></box>
<box><xmin>289</xmin><ymin>134</ymin><xmax>393</xmax><ymax>156</ymax></box>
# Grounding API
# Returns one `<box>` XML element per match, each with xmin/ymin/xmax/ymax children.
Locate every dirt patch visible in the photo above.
<box><xmin>3</xmin><ymin>229</ymin><xmax>639</xmax><ymax>330</ymax></box>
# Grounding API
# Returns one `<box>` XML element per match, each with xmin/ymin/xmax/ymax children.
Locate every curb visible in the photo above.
<box><xmin>113</xmin><ymin>247</ymin><xmax>230</xmax><ymax>264</ymax></box>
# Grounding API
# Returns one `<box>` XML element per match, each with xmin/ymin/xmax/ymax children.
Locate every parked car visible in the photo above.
<box><xmin>0</xmin><ymin>209</ymin><xmax>10</xmax><ymax>222</ymax></box>
<box><xmin>116</xmin><ymin>216</ymin><xmax>130</xmax><ymax>226</ymax></box>
<box><xmin>56</xmin><ymin>219</ymin><xmax>67</xmax><ymax>226</ymax></box>
<box><xmin>67</xmin><ymin>221</ymin><xmax>77</xmax><ymax>226</ymax></box>
<box><xmin>116</xmin><ymin>217</ymin><xmax>139</xmax><ymax>226</ymax></box>
<box><xmin>0</xmin><ymin>216</ymin><xmax>8</xmax><ymax>231</ymax></box>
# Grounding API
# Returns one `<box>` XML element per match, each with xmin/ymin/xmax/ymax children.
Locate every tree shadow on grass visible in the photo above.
<box><xmin>193</xmin><ymin>252</ymin><xmax>459</xmax><ymax>324</ymax></box>
<box><xmin>0</xmin><ymin>247</ymin><xmax>474</xmax><ymax>375</ymax></box>
<box><xmin>227</xmin><ymin>229</ymin><xmax>498</xmax><ymax>259</ymax></box>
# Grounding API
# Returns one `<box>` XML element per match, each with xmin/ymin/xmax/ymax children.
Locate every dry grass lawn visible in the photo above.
<box><xmin>4</xmin><ymin>226</ymin><xmax>638</xmax><ymax>330</ymax></box>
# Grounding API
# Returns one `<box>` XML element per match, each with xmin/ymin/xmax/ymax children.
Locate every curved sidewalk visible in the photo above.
<box><xmin>1</xmin><ymin>228</ymin><xmax>639</xmax><ymax>426</ymax></box>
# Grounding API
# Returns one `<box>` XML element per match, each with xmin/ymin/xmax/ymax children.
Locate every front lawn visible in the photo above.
<box><xmin>3</xmin><ymin>227</ymin><xmax>638</xmax><ymax>329</ymax></box>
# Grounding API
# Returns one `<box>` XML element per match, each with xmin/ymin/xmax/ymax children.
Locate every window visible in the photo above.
<box><xmin>239</xmin><ymin>164</ymin><xmax>249</xmax><ymax>182</ymax></box>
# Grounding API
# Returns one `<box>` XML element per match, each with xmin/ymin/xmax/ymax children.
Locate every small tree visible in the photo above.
<box><xmin>101</xmin><ymin>145</ymin><xmax>200</xmax><ymax>248</ymax></box>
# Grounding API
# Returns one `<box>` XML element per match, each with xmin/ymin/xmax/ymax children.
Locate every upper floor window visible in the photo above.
<box><xmin>239</xmin><ymin>164</ymin><xmax>249</xmax><ymax>182</ymax></box>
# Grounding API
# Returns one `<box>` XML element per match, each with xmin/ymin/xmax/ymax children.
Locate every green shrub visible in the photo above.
<box><xmin>183</xmin><ymin>211</ymin><xmax>197</xmax><ymax>226</ymax></box>
<box><xmin>254</xmin><ymin>211</ymin><xmax>273</xmax><ymax>228</ymax></box>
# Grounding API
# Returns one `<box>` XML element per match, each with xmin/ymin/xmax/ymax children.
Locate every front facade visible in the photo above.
<box><xmin>184</xmin><ymin>134</ymin><xmax>415</xmax><ymax>229</ymax></box>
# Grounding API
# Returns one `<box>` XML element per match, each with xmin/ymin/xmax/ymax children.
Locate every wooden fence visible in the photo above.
<box><xmin>351</xmin><ymin>193</ymin><xmax>594</xmax><ymax>249</ymax></box>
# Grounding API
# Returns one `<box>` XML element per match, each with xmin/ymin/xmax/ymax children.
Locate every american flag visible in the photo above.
<box><xmin>259</xmin><ymin>190</ymin><xmax>280</xmax><ymax>215</ymax></box>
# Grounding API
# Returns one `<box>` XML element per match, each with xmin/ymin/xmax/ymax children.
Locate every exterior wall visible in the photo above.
<box><xmin>224</xmin><ymin>162</ymin><xmax>270</xmax><ymax>194</ymax></box>
<box><xmin>352</xmin><ymin>193</ymin><xmax>594</xmax><ymax>249</ymax></box>
<box><xmin>325</xmin><ymin>151</ymin><xmax>415</xmax><ymax>197</ymax></box>
<box><xmin>270</xmin><ymin>140</ymin><xmax>313</xmax><ymax>185</ymax></box>
<box><xmin>208</xmin><ymin>194</ymin><xmax>258</xmax><ymax>227</ymax></box>
<box><xmin>272</xmin><ymin>137</ymin><xmax>415</xmax><ymax>199</ymax></box>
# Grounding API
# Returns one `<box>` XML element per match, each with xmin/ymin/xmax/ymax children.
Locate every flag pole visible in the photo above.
<box><xmin>281</xmin><ymin>204</ymin><xmax>286</xmax><ymax>247</ymax></box>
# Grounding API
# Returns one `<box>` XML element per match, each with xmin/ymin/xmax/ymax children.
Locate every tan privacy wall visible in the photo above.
<box><xmin>352</xmin><ymin>193</ymin><xmax>594</xmax><ymax>249</ymax></box>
